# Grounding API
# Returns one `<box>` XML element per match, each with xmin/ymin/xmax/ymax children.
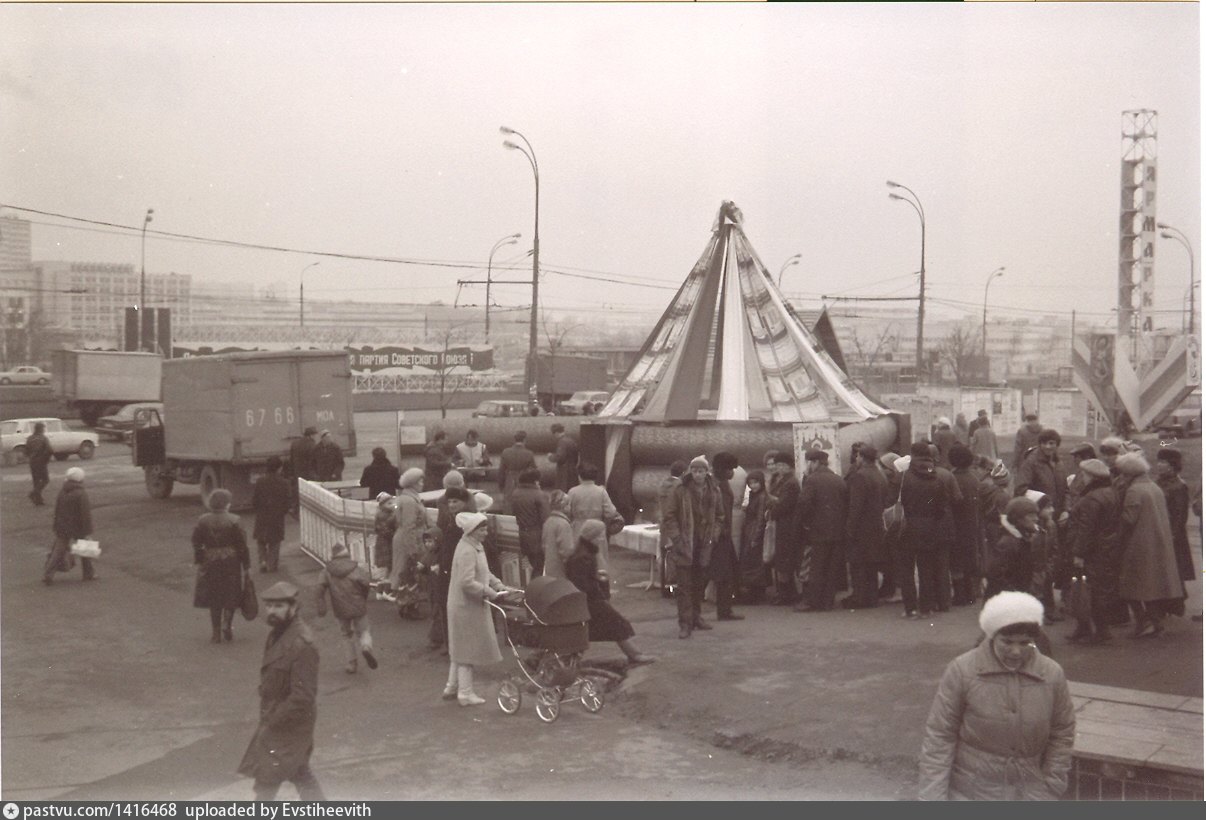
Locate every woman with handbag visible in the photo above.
<box><xmin>565</xmin><ymin>520</ymin><xmax>656</xmax><ymax>665</ymax></box>
<box><xmin>192</xmin><ymin>488</ymin><xmax>251</xmax><ymax>644</ymax></box>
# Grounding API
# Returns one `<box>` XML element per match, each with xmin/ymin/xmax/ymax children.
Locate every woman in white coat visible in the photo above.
<box><xmin>443</xmin><ymin>510</ymin><xmax>518</xmax><ymax>705</ymax></box>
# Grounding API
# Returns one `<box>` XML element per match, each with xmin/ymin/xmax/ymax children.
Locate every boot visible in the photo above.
<box><xmin>222</xmin><ymin>610</ymin><xmax>234</xmax><ymax>642</ymax></box>
<box><xmin>678</xmin><ymin>623</ymin><xmax>692</xmax><ymax>639</ymax></box>
<box><xmin>211</xmin><ymin>628</ymin><xmax>222</xmax><ymax>644</ymax></box>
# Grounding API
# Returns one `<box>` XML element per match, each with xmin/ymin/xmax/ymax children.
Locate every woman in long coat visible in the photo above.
<box><xmin>193</xmin><ymin>488</ymin><xmax>250</xmax><ymax>643</ymax></box>
<box><xmin>541</xmin><ymin>490</ymin><xmax>575</xmax><ymax>579</ymax></box>
<box><xmin>565</xmin><ymin>462</ymin><xmax>621</xmax><ymax>574</ymax></box>
<box><xmin>391</xmin><ymin>468</ymin><xmax>428</xmax><ymax>612</ymax></box>
<box><xmin>444</xmin><ymin>511</ymin><xmax>515</xmax><ymax>706</ymax></box>
<box><xmin>919</xmin><ymin>591</ymin><xmax>1075</xmax><ymax>800</ymax></box>
<box><xmin>564</xmin><ymin>522</ymin><xmax>656</xmax><ymax>664</ymax></box>
<box><xmin>1115</xmin><ymin>452</ymin><xmax>1186</xmax><ymax>636</ymax></box>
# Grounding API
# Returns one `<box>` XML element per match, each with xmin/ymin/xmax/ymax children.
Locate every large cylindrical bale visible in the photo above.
<box><xmin>630</xmin><ymin>423</ymin><xmax>792</xmax><ymax>468</ymax></box>
<box><xmin>426</xmin><ymin>417</ymin><xmax>584</xmax><ymax>458</ymax></box>
<box><xmin>835</xmin><ymin>415</ymin><xmax>902</xmax><ymax>458</ymax></box>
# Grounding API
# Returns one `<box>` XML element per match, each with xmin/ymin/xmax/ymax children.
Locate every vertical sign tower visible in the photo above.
<box><xmin>1118</xmin><ymin>109</ymin><xmax>1158</xmax><ymax>372</ymax></box>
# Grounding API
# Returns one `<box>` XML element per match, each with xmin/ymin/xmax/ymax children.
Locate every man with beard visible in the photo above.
<box><xmin>237</xmin><ymin>581</ymin><xmax>324</xmax><ymax>801</ymax></box>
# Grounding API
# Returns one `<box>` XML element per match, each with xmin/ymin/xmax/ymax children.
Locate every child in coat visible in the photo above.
<box><xmin>316</xmin><ymin>541</ymin><xmax>377</xmax><ymax>673</ymax></box>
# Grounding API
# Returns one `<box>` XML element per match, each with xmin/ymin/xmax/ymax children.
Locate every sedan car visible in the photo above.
<box><xmin>0</xmin><ymin>365</ymin><xmax>51</xmax><ymax>385</ymax></box>
<box><xmin>557</xmin><ymin>390</ymin><xmax>610</xmax><ymax>416</ymax></box>
<box><xmin>471</xmin><ymin>400</ymin><xmax>531</xmax><ymax>418</ymax></box>
<box><xmin>96</xmin><ymin>402</ymin><xmax>165</xmax><ymax>442</ymax></box>
<box><xmin>1</xmin><ymin>417</ymin><xmax>98</xmax><ymax>466</ymax></box>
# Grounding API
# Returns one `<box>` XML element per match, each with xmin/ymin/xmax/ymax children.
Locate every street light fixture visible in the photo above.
<box><xmin>1157</xmin><ymin>223</ymin><xmax>1196</xmax><ymax>335</ymax></box>
<box><xmin>501</xmin><ymin>125</ymin><xmax>540</xmax><ymax>405</ymax></box>
<box><xmin>300</xmin><ymin>261</ymin><xmax>321</xmax><ymax>328</ymax></box>
<box><xmin>139</xmin><ymin>208</ymin><xmax>154</xmax><ymax>350</ymax></box>
<box><xmin>777</xmin><ymin>254</ymin><xmax>803</xmax><ymax>289</ymax></box>
<box><xmin>981</xmin><ymin>266</ymin><xmax>1005</xmax><ymax>357</ymax></box>
<box><xmin>886</xmin><ymin>181</ymin><xmax>926</xmax><ymax>376</ymax></box>
<box><xmin>486</xmin><ymin>232</ymin><xmax>521</xmax><ymax>342</ymax></box>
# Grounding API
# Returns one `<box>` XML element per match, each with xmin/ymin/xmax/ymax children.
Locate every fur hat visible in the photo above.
<box><xmin>909</xmin><ymin>441</ymin><xmax>932</xmax><ymax>459</ymax></box>
<box><xmin>65</xmin><ymin>467</ymin><xmax>85</xmax><ymax>482</ymax></box>
<box><xmin>1079</xmin><ymin>458</ymin><xmax>1110</xmax><ymax>479</ymax></box>
<box><xmin>1099</xmin><ymin>436</ymin><xmax>1126</xmax><ymax>455</ymax></box>
<box><xmin>979</xmin><ymin>591</ymin><xmax>1044</xmax><ymax>638</ymax></box>
<box><xmin>1004</xmin><ymin>496</ymin><xmax>1039</xmax><ymax>521</ymax></box>
<box><xmin>804</xmin><ymin>449</ymin><xmax>829</xmax><ymax>463</ymax></box>
<box><xmin>712</xmin><ymin>451</ymin><xmax>739</xmax><ymax>471</ymax></box>
<box><xmin>376</xmin><ymin>491</ymin><xmax>393</xmax><ymax>504</ymax></box>
<box><xmin>473</xmin><ymin>492</ymin><xmax>494</xmax><ymax>513</ymax></box>
<box><xmin>936</xmin><ymin>417</ymin><xmax>952</xmax><ymax>428</ymax></box>
<box><xmin>579</xmin><ymin>518</ymin><xmax>607</xmax><ymax>545</ymax></box>
<box><xmin>442</xmin><ymin>470</ymin><xmax>466</xmax><ymax>489</ymax></box>
<box><xmin>455</xmin><ymin>511</ymin><xmax>488</xmax><ymax>535</ymax></box>
<box><xmin>398</xmin><ymin>467</ymin><xmax>424</xmax><ymax>489</ymax></box>
<box><xmin>1156</xmin><ymin>448</ymin><xmax>1183</xmax><ymax>471</ymax></box>
<box><xmin>878</xmin><ymin>452</ymin><xmax>899</xmax><ymax>472</ymax></box>
<box><xmin>1115</xmin><ymin>451</ymin><xmax>1150</xmax><ymax>476</ymax></box>
<box><xmin>207</xmin><ymin>488</ymin><xmax>232</xmax><ymax>511</ymax></box>
<box><xmin>689</xmin><ymin>455</ymin><xmax>710</xmax><ymax>470</ymax></box>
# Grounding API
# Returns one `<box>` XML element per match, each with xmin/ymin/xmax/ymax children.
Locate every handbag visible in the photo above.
<box><xmin>69</xmin><ymin>538</ymin><xmax>101</xmax><ymax>559</ymax></box>
<box><xmin>603</xmin><ymin>508</ymin><xmax>626</xmax><ymax>538</ymax></box>
<box><xmin>240</xmin><ymin>573</ymin><xmax>259</xmax><ymax>621</ymax></box>
<box><xmin>881</xmin><ymin>485</ymin><xmax>905</xmax><ymax>532</ymax></box>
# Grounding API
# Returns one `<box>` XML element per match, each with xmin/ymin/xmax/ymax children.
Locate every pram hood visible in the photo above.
<box><xmin>524</xmin><ymin>576</ymin><xmax>589</xmax><ymax>625</ymax></box>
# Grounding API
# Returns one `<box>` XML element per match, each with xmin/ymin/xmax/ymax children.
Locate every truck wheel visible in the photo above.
<box><xmin>200</xmin><ymin>464</ymin><xmax>221</xmax><ymax>509</ymax></box>
<box><xmin>37</xmin><ymin>378</ymin><xmax>48</xmax><ymax>385</ymax></box>
<box><xmin>145</xmin><ymin>465</ymin><xmax>174</xmax><ymax>499</ymax></box>
<box><xmin>0</xmin><ymin>378</ymin><xmax>10</xmax><ymax>385</ymax></box>
<box><xmin>77</xmin><ymin>441</ymin><xmax>95</xmax><ymax>460</ymax></box>
<box><xmin>54</xmin><ymin>453</ymin><xmax>70</xmax><ymax>462</ymax></box>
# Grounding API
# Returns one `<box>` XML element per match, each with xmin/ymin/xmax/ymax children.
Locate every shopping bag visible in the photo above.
<box><xmin>69</xmin><ymin>538</ymin><xmax>101</xmax><ymax>559</ymax></box>
<box><xmin>881</xmin><ymin>483</ymin><xmax>905</xmax><ymax>532</ymax></box>
<box><xmin>240</xmin><ymin>574</ymin><xmax>259</xmax><ymax>621</ymax></box>
<box><xmin>762</xmin><ymin>520</ymin><xmax>777</xmax><ymax>565</ymax></box>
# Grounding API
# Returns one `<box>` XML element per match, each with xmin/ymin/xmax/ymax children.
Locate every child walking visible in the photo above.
<box><xmin>316</xmin><ymin>542</ymin><xmax>378</xmax><ymax>673</ymax></box>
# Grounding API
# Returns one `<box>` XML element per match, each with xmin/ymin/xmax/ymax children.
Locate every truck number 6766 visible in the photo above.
<box><xmin>245</xmin><ymin>407</ymin><xmax>296</xmax><ymax>427</ymax></box>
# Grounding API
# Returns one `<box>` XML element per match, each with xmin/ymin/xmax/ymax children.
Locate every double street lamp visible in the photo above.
<box><xmin>139</xmin><ymin>208</ymin><xmax>154</xmax><ymax>349</ymax></box>
<box><xmin>777</xmin><ymin>254</ymin><xmax>802</xmax><ymax>289</ymax></box>
<box><xmin>981</xmin><ymin>266</ymin><xmax>1005</xmax><ymax>357</ymax></box>
<box><xmin>486</xmin><ymin>232</ymin><xmax>521</xmax><ymax>342</ymax></box>
<box><xmin>1157</xmin><ymin>222</ymin><xmax>1197</xmax><ymax>335</ymax></box>
<box><xmin>501</xmin><ymin>126</ymin><xmax>540</xmax><ymax>404</ymax></box>
<box><xmin>300</xmin><ymin>261</ymin><xmax>321</xmax><ymax>328</ymax></box>
<box><xmin>887</xmin><ymin>180</ymin><xmax>927</xmax><ymax>376</ymax></box>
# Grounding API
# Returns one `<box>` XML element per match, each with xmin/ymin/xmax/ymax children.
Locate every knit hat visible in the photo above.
<box><xmin>1004</xmin><ymin>496</ymin><xmax>1039</xmax><ymax>521</ymax></box>
<box><xmin>473</xmin><ymin>492</ymin><xmax>494</xmax><ymax>512</ymax></box>
<box><xmin>455</xmin><ymin>511</ymin><xmax>488</xmax><ymax>535</ymax></box>
<box><xmin>398</xmin><ymin>467</ymin><xmax>424</xmax><ymax>489</ymax></box>
<box><xmin>442</xmin><ymin>470</ymin><xmax>466</xmax><ymax>489</ymax></box>
<box><xmin>579</xmin><ymin>519</ymin><xmax>607</xmax><ymax>546</ymax></box>
<box><xmin>65</xmin><ymin>467</ymin><xmax>85</xmax><ymax>482</ymax></box>
<box><xmin>376</xmin><ymin>491</ymin><xmax>393</xmax><ymax>504</ymax></box>
<box><xmin>979</xmin><ymin>591</ymin><xmax>1044</xmax><ymax>638</ymax></box>
<box><xmin>1115</xmin><ymin>451</ymin><xmax>1150</xmax><ymax>476</ymax></box>
<box><xmin>1079</xmin><ymin>458</ymin><xmax>1110</xmax><ymax>479</ymax></box>
<box><xmin>208</xmin><ymin>488</ymin><xmax>232</xmax><ymax>511</ymax></box>
<box><xmin>689</xmin><ymin>455</ymin><xmax>710</xmax><ymax>470</ymax></box>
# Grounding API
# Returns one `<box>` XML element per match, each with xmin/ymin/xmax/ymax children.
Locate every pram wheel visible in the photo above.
<box><xmin>535</xmin><ymin>687</ymin><xmax>561</xmax><ymax>723</ymax></box>
<box><xmin>497</xmin><ymin>680</ymin><xmax>522</xmax><ymax>715</ymax></box>
<box><xmin>579</xmin><ymin>678</ymin><xmax>604</xmax><ymax>713</ymax></box>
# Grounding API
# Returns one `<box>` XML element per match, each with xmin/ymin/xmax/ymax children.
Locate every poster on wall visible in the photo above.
<box><xmin>792</xmin><ymin>422</ymin><xmax>841</xmax><ymax>482</ymax></box>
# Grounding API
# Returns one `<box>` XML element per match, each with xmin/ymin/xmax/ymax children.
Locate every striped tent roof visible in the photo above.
<box><xmin>598</xmin><ymin>201</ymin><xmax>888</xmax><ymax>423</ymax></box>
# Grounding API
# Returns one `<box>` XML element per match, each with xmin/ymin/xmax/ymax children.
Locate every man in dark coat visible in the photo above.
<box><xmin>26</xmin><ymin>421</ymin><xmax>52</xmax><ymax>506</ymax></box>
<box><xmin>423</xmin><ymin>431</ymin><xmax>453</xmax><ymax>492</ymax></box>
<box><xmin>900</xmin><ymin>442</ymin><xmax>956</xmax><ymax>616</ymax></box>
<box><xmin>710</xmin><ymin>452</ymin><xmax>744</xmax><ymax>621</ymax></box>
<box><xmin>1154</xmin><ymin>448</ymin><xmax>1197</xmax><ymax>585</ymax></box>
<box><xmin>843</xmin><ymin>446</ymin><xmax>890</xmax><ymax>608</ymax></box>
<box><xmin>430</xmin><ymin>487</ymin><xmax>471</xmax><ymax>652</ymax></box>
<box><xmin>359</xmin><ymin>447</ymin><xmax>401</xmax><ymax>499</ymax></box>
<box><xmin>766</xmin><ymin>452</ymin><xmax>802</xmax><ymax>605</ymax></box>
<box><xmin>948</xmin><ymin>444</ymin><xmax>985</xmax><ymax>606</ymax></box>
<box><xmin>509</xmin><ymin>468</ymin><xmax>550</xmax><ymax>577</ymax></box>
<box><xmin>661</xmin><ymin>455</ymin><xmax>724</xmax><ymax>638</ymax></box>
<box><xmin>238</xmin><ymin>581</ymin><xmax>324</xmax><ymax>801</ymax></box>
<box><xmin>288</xmin><ymin>427</ymin><xmax>318</xmax><ymax>514</ymax></box>
<box><xmin>1013</xmin><ymin>413</ymin><xmax>1044</xmax><ymax>471</ymax></box>
<box><xmin>42</xmin><ymin>467</ymin><xmax>95</xmax><ymax>584</ymax></box>
<box><xmin>1015</xmin><ymin>428</ymin><xmax>1069</xmax><ymax>605</ymax></box>
<box><xmin>1067</xmin><ymin>459</ymin><xmax>1121</xmax><ymax>643</ymax></box>
<box><xmin>313</xmin><ymin>430</ymin><xmax>344</xmax><ymax>482</ymax></box>
<box><xmin>498</xmin><ymin>430</ymin><xmax>537</xmax><ymax>512</ymax></box>
<box><xmin>931</xmin><ymin>417</ymin><xmax>958</xmax><ymax>469</ymax></box>
<box><xmin>549</xmin><ymin>423</ymin><xmax>579</xmax><ymax>492</ymax></box>
<box><xmin>794</xmin><ymin>449</ymin><xmax>848</xmax><ymax>612</ymax></box>
<box><xmin>252</xmin><ymin>456</ymin><xmax>292</xmax><ymax>573</ymax></box>
<box><xmin>192</xmin><ymin>488</ymin><xmax>250</xmax><ymax>643</ymax></box>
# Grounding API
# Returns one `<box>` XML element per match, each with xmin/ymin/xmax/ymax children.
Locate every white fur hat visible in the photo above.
<box><xmin>473</xmin><ymin>492</ymin><xmax>494</xmax><ymax>512</ymax></box>
<box><xmin>979</xmin><ymin>591</ymin><xmax>1044</xmax><ymax>638</ymax></box>
<box><xmin>65</xmin><ymin>467</ymin><xmax>85</xmax><ymax>482</ymax></box>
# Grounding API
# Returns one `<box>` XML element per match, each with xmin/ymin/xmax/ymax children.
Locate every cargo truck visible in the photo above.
<box><xmin>51</xmin><ymin>349</ymin><xmax>163</xmax><ymax>426</ymax></box>
<box><xmin>133</xmin><ymin>350</ymin><xmax>356</xmax><ymax>510</ymax></box>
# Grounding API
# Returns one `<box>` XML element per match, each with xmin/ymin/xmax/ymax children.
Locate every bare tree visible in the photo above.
<box><xmin>937</xmin><ymin>324</ymin><xmax>982</xmax><ymax>386</ymax></box>
<box><xmin>849</xmin><ymin>324</ymin><xmax>898</xmax><ymax>373</ymax></box>
<box><xmin>540</xmin><ymin>311</ymin><xmax>582</xmax><ymax>411</ymax></box>
<box><xmin>434</xmin><ymin>321</ymin><xmax>474</xmax><ymax>419</ymax></box>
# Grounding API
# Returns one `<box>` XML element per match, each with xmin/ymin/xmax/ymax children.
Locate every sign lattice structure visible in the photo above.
<box><xmin>1118</xmin><ymin>109</ymin><xmax>1158</xmax><ymax>371</ymax></box>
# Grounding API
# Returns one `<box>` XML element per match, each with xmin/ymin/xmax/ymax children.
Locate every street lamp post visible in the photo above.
<box><xmin>486</xmin><ymin>232</ymin><xmax>521</xmax><ymax>342</ymax></box>
<box><xmin>1158</xmin><ymin>223</ymin><xmax>1196</xmax><ymax>335</ymax></box>
<box><xmin>981</xmin><ymin>266</ymin><xmax>1005</xmax><ymax>357</ymax></box>
<box><xmin>139</xmin><ymin>208</ymin><xmax>154</xmax><ymax>350</ymax></box>
<box><xmin>887</xmin><ymin>181</ymin><xmax>926</xmax><ymax>376</ymax></box>
<box><xmin>777</xmin><ymin>254</ymin><xmax>803</xmax><ymax>289</ymax></box>
<box><xmin>501</xmin><ymin>126</ymin><xmax>540</xmax><ymax>405</ymax></box>
<box><xmin>300</xmin><ymin>261</ymin><xmax>320</xmax><ymax>328</ymax></box>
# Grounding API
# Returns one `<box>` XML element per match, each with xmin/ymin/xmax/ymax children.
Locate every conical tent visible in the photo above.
<box><xmin>599</xmin><ymin>201</ymin><xmax>889</xmax><ymax>423</ymax></box>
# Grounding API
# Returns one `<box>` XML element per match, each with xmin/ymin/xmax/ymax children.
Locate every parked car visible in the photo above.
<box><xmin>471</xmin><ymin>400</ymin><xmax>531</xmax><ymax>418</ymax></box>
<box><xmin>0</xmin><ymin>417</ymin><xmax>98</xmax><ymax>466</ymax></box>
<box><xmin>96</xmin><ymin>401</ymin><xmax>165</xmax><ymax>442</ymax></box>
<box><xmin>0</xmin><ymin>365</ymin><xmax>51</xmax><ymax>386</ymax></box>
<box><xmin>1153</xmin><ymin>390</ymin><xmax>1202</xmax><ymax>438</ymax></box>
<box><xmin>557</xmin><ymin>390</ymin><xmax>610</xmax><ymax>416</ymax></box>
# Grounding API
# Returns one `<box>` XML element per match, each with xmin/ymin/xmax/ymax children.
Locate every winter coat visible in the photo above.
<box><xmin>510</xmin><ymin>484</ymin><xmax>550</xmax><ymax>560</ymax></box>
<box><xmin>423</xmin><ymin>440</ymin><xmax>453</xmax><ymax>492</ymax></box>
<box><xmin>251</xmin><ymin>472</ymin><xmax>291</xmax><ymax>544</ymax></box>
<box><xmin>1015</xmin><ymin>450</ymin><xmax>1067</xmax><ymax>514</ymax></box>
<box><xmin>845</xmin><ymin>463</ymin><xmax>889</xmax><ymax>564</ymax></box>
<box><xmin>656</xmin><ymin>475</ymin><xmax>681</xmax><ymax>552</ymax></box>
<box><xmin>359</xmin><ymin>456</ymin><xmax>401</xmax><ymax>500</ymax></box>
<box><xmin>498</xmin><ymin>444</ymin><xmax>537</xmax><ymax>503</ymax></box>
<box><xmin>712</xmin><ymin>476</ymin><xmax>739</xmax><ymax>571</ymax></box>
<box><xmin>767</xmin><ymin>471</ymin><xmax>801</xmax><ymax>574</ymax></box>
<box><xmin>191</xmin><ymin>511</ymin><xmax>249</xmax><ymax>610</ymax></box>
<box><xmin>314</xmin><ymin>440</ymin><xmax>344</xmax><ymax>482</ymax></box>
<box><xmin>25</xmin><ymin>432</ymin><xmax>52</xmax><ymax>468</ymax></box>
<box><xmin>1156</xmin><ymin>475</ymin><xmax>1197</xmax><ymax>582</ymax></box>
<box><xmin>566</xmin><ymin>481</ymin><xmax>619</xmax><ymax>572</ymax></box>
<box><xmin>918</xmin><ymin>640</ymin><xmax>1075</xmax><ymax>800</ymax></box>
<box><xmin>932</xmin><ymin>427</ymin><xmax>958</xmax><ymax>469</ymax></box>
<box><xmin>1117</xmin><ymin>475</ymin><xmax>1185</xmax><ymax>603</ymax></box>
<box><xmin>970</xmin><ymin>426</ymin><xmax>998</xmax><ymax>460</ymax></box>
<box><xmin>237</xmin><ymin>617</ymin><xmax>319</xmax><ymax>785</ymax></box>
<box><xmin>549</xmin><ymin>434</ymin><xmax>580</xmax><ymax>492</ymax></box>
<box><xmin>53</xmin><ymin>479</ymin><xmax>92</xmax><ymax>540</ymax></box>
<box><xmin>798</xmin><ymin>465</ymin><xmax>848</xmax><ymax>545</ymax></box>
<box><xmin>565</xmin><ymin>543</ymin><xmax>634</xmax><ymax>643</ymax></box>
<box><xmin>900</xmin><ymin>458</ymin><xmax>955</xmax><ymax>552</ymax></box>
<box><xmin>951</xmin><ymin>468</ymin><xmax>985</xmax><ymax>576</ymax></box>
<box><xmin>740</xmin><ymin>487</ymin><xmax>770</xmax><ymax>586</ymax></box>
<box><xmin>541</xmin><ymin>510</ymin><xmax>575</xmax><ymax>579</ymax></box>
<box><xmin>446</xmin><ymin>534</ymin><xmax>504</xmax><ymax>666</ymax></box>
<box><xmin>661</xmin><ymin>475</ymin><xmax>724</xmax><ymax>568</ymax></box>
<box><xmin>316</xmin><ymin>555</ymin><xmax>371</xmax><ymax>620</ymax></box>
<box><xmin>1012</xmin><ymin>421</ymin><xmax>1045</xmax><ymax>470</ymax></box>
<box><xmin>1068</xmin><ymin>479</ymin><xmax>1120</xmax><ymax>568</ymax></box>
<box><xmin>434</xmin><ymin>498</ymin><xmax>462</xmax><ymax>599</ymax></box>
<box><xmin>390</xmin><ymin>488</ymin><xmax>427</xmax><ymax>589</ymax></box>
<box><xmin>289</xmin><ymin>436</ymin><xmax>317</xmax><ymax>480</ymax></box>
<box><xmin>984</xmin><ymin>518</ymin><xmax>1047</xmax><ymax>600</ymax></box>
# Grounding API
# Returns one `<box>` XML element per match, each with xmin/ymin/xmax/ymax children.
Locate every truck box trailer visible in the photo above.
<box><xmin>51</xmin><ymin>349</ymin><xmax>162</xmax><ymax>426</ymax></box>
<box><xmin>134</xmin><ymin>350</ymin><xmax>356</xmax><ymax>509</ymax></box>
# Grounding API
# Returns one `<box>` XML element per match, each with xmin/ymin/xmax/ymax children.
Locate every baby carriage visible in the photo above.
<box><xmin>487</xmin><ymin>575</ymin><xmax>603</xmax><ymax>723</ymax></box>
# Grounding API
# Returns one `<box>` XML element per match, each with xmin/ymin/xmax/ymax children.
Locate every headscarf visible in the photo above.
<box><xmin>689</xmin><ymin>454</ymin><xmax>709</xmax><ymax>470</ymax></box>
<box><xmin>376</xmin><ymin>491</ymin><xmax>393</xmax><ymax>504</ymax></box>
<box><xmin>399</xmin><ymin>467</ymin><xmax>424</xmax><ymax>490</ymax></box>
<box><xmin>455</xmin><ymin>511</ymin><xmax>488</xmax><ymax>538</ymax></box>
<box><xmin>548</xmin><ymin>489</ymin><xmax>570</xmax><ymax>513</ymax></box>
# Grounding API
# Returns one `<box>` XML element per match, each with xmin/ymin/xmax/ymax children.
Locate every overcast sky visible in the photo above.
<box><xmin>1</xmin><ymin>2</ymin><xmax>1199</xmax><ymax>328</ymax></box>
